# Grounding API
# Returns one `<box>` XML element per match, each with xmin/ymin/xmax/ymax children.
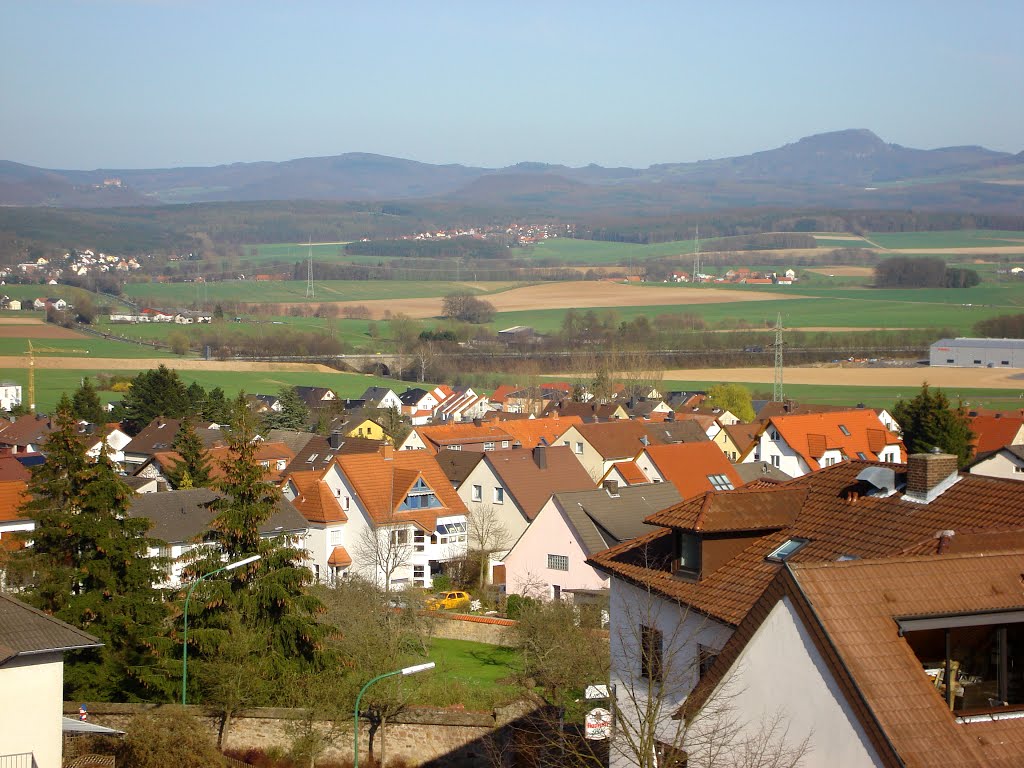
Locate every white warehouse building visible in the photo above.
<box><xmin>929</xmin><ymin>337</ymin><xmax>1024</xmax><ymax>368</ymax></box>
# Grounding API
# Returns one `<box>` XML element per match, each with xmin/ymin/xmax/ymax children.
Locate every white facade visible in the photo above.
<box><xmin>84</xmin><ymin>428</ymin><xmax>132</xmax><ymax>465</ymax></box>
<box><xmin>969</xmin><ymin>449</ymin><xmax>1024</xmax><ymax>481</ymax></box>
<box><xmin>0</xmin><ymin>384</ymin><xmax>21</xmax><ymax>411</ymax></box>
<box><xmin>0</xmin><ymin>653</ymin><xmax>65</xmax><ymax>768</ymax></box>
<box><xmin>458</xmin><ymin>458</ymin><xmax>530</xmax><ymax>547</ymax></box>
<box><xmin>688</xmin><ymin>598</ymin><xmax>882</xmax><ymax>767</ymax></box>
<box><xmin>609</xmin><ymin>578</ymin><xmax>732</xmax><ymax>768</ymax></box>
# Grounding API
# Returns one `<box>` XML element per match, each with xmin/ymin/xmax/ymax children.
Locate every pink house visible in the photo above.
<box><xmin>502</xmin><ymin>482</ymin><xmax>680</xmax><ymax>601</ymax></box>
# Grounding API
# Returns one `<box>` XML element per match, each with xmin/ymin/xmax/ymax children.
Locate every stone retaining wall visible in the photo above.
<box><xmin>427</xmin><ymin>612</ymin><xmax>517</xmax><ymax>645</ymax></box>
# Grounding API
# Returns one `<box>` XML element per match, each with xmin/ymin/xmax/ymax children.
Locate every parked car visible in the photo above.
<box><xmin>426</xmin><ymin>591</ymin><xmax>471</xmax><ymax>611</ymax></box>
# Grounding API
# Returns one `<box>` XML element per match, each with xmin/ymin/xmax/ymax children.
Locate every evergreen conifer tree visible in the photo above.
<box><xmin>262</xmin><ymin>386</ymin><xmax>311</xmax><ymax>431</ymax></box>
<box><xmin>165</xmin><ymin>418</ymin><xmax>212</xmax><ymax>489</ymax></box>
<box><xmin>122</xmin><ymin>364</ymin><xmax>189</xmax><ymax>435</ymax></box>
<box><xmin>12</xmin><ymin>396</ymin><xmax>170</xmax><ymax>700</ymax></box>
<box><xmin>892</xmin><ymin>383</ymin><xmax>975</xmax><ymax>467</ymax></box>
<box><xmin>71</xmin><ymin>377</ymin><xmax>105</xmax><ymax>425</ymax></box>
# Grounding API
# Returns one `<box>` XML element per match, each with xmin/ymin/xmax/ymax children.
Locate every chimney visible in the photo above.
<box><xmin>904</xmin><ymin>449</ymin><xmax>960</xmax><ymax>503</ymax></box>
<box><xmin>935</xmin><ymin>529</ymin><xmax>956</xmax><ymax>554</ymax></box>
<box><xmin>533</xmin><ymin>445</ymin><xmax>548</xmax><ymax>469</ymax></box>
<box><xmin>473</xmin><ymin>417</ymin><xmax>482</xmax><ymax>427</ymax></box>
<box><xmin>603</xmin><ymin>479</ymin><xmax>619</xmax><ymax>497</ymax></box>
<box><xmin>666</xmin><ymin>410</ymin><xmax>675</xmax><ymax>422</ymax></box>
<box><xmin>328</xmin><ymin>431</ymin><xmax>345</xmax><ymax>449</ymax></box>
<box><xmin>380</xmin><ymin>443</ymin><xmax>395</xmax><ymax>460</ymax></box>
<box><xmin>156</xmin><ymin>480</ymin><xmax>168</xmax><ymax>492</ymax></box>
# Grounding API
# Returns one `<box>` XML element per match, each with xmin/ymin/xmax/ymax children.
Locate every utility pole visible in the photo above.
<box><xmin>772</xmin><ymin>313</ymin><xmax>785</xmax><ymax>402</ymax></box>
<box><xmin>305</xmin><ymin>237</ymin><xmax>315</xmax><ymax>299</ymax></box>
<box><xmin>692</xmin><ymin>224</ymin><xmax>701</xmax><ymax>284</ymax></box>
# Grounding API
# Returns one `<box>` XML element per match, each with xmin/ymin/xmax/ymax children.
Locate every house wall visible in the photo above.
<box><xmin>608</xmin><ymin>579</ymin><xmax>732</xmax><ymax>768</ymax></box>
<box><xmin>400</xmin><ymin>430</ymin><xmax>428</xmax><ymax>451</ymax></box>
<box><xmin>970</xmin><ymin>451</ymin><xmax>1024</xmax><ymax>481</ymax></box>
<box><xmin>556</xmin><ymin>426</ymin><xmax>613</xmax><ymax>481</ymax></box>
<box><xmin>0</xmin><ymin>385</ymin><xmax>21</xmax><ymax>411</ymax></box>
<box><xmin>691</xmin><ymin>598</ymin><xmax>883</xmax><ymax>767</ymax></box>
<box><xmin>930</xmin><ymin>341</ymin><xmax>1024</xmax><ymax>368</ymax></box>
<box><xmin>347</xmin><ymin>420</ymin><xmax>385</xmax><ymax>441</ymax></box>
<box><xmin>458</xmin><ymin>460</ymin><xmax>530</xmax><ymax>545</ymax></box>
<box><xmin>0</xmin><ymin>653</ymin><xmax>64</xmax><ymax>768</ymax></box>
<box><xmin>712</xmin><ymin>430</ymin><xmax>741</xmax><ymax>462</ymax></box>
<box><xmin>745</xmin><ymin>431</ymin><xmax>811</xmax><ymax>477</ymax></box>
<box><xmin>503</xmin><ymin>497</ymin><xmax>608</xmax><ymax>599</ymax></box>
<box><xmin>634</xmin><ymin>450</ymin><xmax>664</xmax><ymax>484</ymax></box>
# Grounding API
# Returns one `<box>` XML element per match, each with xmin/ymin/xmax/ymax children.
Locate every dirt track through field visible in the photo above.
<box><xmin>277</xmin><ymin>282</ymin><xmax>799</xmax><ymax>319</ymax></box>
<box><xmin>0</xmin><ymin>357</ymin><xmax>339</xmax><ymax>373</ymax></box>
<box><xmin>648</xmin><ymin>366</ymin><xmax>1024</xmax><ymax>389</ymax></box>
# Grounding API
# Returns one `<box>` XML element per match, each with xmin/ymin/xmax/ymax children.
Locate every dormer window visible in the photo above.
<box><xmin>766</xmin><ymin>537</ymin><xmax>809</xmax><ymax>562</ymax></box>
<box><xmin>675</xmin><ymin>532</ymin><xmax>701</xmax><ymax>578</ymax></box>
<box><xmin>400</xmin><ymin>478</ymin><xmax>441</xmax><ymax>510</ymax></box>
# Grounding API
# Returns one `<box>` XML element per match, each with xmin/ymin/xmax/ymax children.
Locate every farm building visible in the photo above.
<box><xmin>930</xmin><ymin>337</ymin><xmax>1024</xmax><ymax>368</ymax></box>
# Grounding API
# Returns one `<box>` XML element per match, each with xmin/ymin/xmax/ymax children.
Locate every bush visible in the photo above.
<box><xmin>118</xmin><ymin>706</ymin><xmax>224</xmax><ymax>768</ymax></box>
<box><xmin>505</xmin><ymin>594</ymin><xmax>537</xmax><ymax>620</ymax></box>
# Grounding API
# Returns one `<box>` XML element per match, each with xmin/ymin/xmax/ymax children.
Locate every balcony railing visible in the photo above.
<box><xmin>0</xmin><ymin>753</ymin><xmax>36</xmax><ymax>768</ymax></box>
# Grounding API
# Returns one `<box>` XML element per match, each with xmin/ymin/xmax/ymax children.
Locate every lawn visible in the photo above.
<box><xmin>416</xmin><ymin>638</ymin><xmax>522</xmax><ymax>710</ymax></box>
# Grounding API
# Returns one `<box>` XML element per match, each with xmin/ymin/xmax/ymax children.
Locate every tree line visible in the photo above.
<box><xmin>873</xmin><ymin>256</ymin><xmax>980</xmax><ymax>288</ymax></box>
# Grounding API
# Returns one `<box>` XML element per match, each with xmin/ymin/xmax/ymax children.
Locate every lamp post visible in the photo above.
<box><xmin>181</xmin><ymin>554</ymin><xmax>261</xmax><ymax>706</ymax></box>
<box><xmin>353</xmin><ymin>662</ymin><xmax>435</xmax><ymax>768</ymax></box>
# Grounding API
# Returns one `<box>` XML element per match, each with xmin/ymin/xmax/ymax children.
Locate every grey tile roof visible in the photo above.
<box><xmin>0</xmin><ymin>593</ymin><xmax>101</xmax><ymax>665</ymax></box>
<box><xmin>734</xmin><ymin>461</ymin><xmax>794</xmax><ymax>484</ymax></box>
<box><xmin>128</xmin><ymin>488</ymin><xmax>307</xmax><ymax>545</ymax></box>
<box><xmin>553</xmin><ymin>484</ymin><xmax>682</xmax><ymax>556</ymax></box>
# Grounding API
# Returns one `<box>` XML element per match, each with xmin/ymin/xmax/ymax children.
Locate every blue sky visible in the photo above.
<box><xmin>3</xmin><ymin>1</ymin><xmax>1022</xmax><ymax>169</ymax></box>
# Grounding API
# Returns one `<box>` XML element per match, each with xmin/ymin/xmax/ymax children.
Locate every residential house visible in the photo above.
<box><xmin>503</xmin><ymin>483</ymin><xmax>681</xmax><ymax>601</ymax></box>
<box><xmin>361</xmin><ymin>386</ymin><xmax>403</xmax><ymax>411</ymax></box>
<box><xmin>399</xmin><ymin>387</ymin><xmax>445</xmax><ymax>425</ymax></box>
<box><xmin>0</xmin><ymin>479</ymin><xmax>30</xmax><ymax>551</ymax></box>
<box><xmin>713</xmin><ymin>422</ymin><xmax>760</xmax><ymax>462</ymax></box>
<box><xmin>81</xmin><ymin>425</ymin><xmax>132</xmax><ymax>466</ymax></box>
<box><xmin>628</xmin><ymin>442</ymin><xmax>745</xmax><ymax>498</ymax></box>
<box><xmin>640</xmin><ymin>420</ymin><xmax>711</xmax><ymax>446</ymax></box>
<box><xmin>0</xmin><ymin>414</ymin><xmax>56</xmax><ymax>455</ymax></box>
<box><xmin>0</xmin><ymin>384</ymin><xmax>22</xmax><ymax>412</ymax></box>
<box><xmin>433</xmin><ymin>386</ymin><xmax>491</xmax><ymax>423</ymax></box>
<box><xmin>683</xmin><ymin>551</ymin><xmax>1024</xmax><ymax>767</ymax></box>
<box><xmin>0</xmin><ymin>594</ymin><xmax>102</xmax><ymax>768</ymax></box>
<box><xmin>969</xmin><ymin>444</ymin><xmax>1024</xmax><ymax>481</ymax></box>
<box><xmin>544</xmin><ymin>401</ymin><xmax>629</xmax><ymax>421</ymax></box>
<box><xmin>434</xmin><ymin>450</ymin><xmax>484</xmax><ymax>491</ymax></box>
<box><xmin>280</xmin><ymin>467</ymin><xmax>351</xmax><ymax>583</ymax></box>
<box><xmin>294</xmin><ymin>386</ymin><xmax>338</xmax><ymax>409</ymax></box>
<box><xmin>458</xmin><ymin>445</ymin><xmax>596</xmax><ymax>558</ymax></box>
<box><xmin>141</xmin><ymin>441</ymin><xmax>295</xmax><ymax>487</ymax></box>
<box><xmin>742</xmin><ymin>410</ymin><xmax>904</xmax><ymax>477</ymax></box>
<box><xmin>328</xmin><ymin>446</ymin><xmax>470</xmax><ymax>589</ymax></box>
<box><xmin>342</xmin><ymin>416</ymin><xmax>387</xmax><ymax>442</ymax></box>
<box><xmin>248</xmin><ymin>394</ymin><xmax>284</xmax><ymax>413</ymax></box>
<box><xmin>757</xmin><ymin>400</ymin><xmax>901</xmax><ymax>434</ymax></box>
<box><xmin>129</xmin><ymin>488</ymin><xmax>308</xmax><ymax>587</ymax></box>
<box><xmin>401</xmin><ymin>415</ymin><xmax>581</xmax><ymax>454</ymax></box>
<box><xmin>622</xmin><ymin>398</ymin><xmax>673</xmax><ymax>420</ymax></box>
<box><xmin>555</xmin><ymin>420</ymin><xmax>665</xmax><ymax>480</ymax></box>
<box><xmin>589</xmin><ymin>452</ymin><xmax>1024</xmax><ymax>767</ymax></box>
<box><xmin>968</xmin><ymin>411</ymin><xmax>1024</xmax><ymax>459</ymax></box>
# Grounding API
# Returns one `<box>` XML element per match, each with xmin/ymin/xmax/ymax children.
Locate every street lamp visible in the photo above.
<box><xmin>181</xmin><ymin>554</ymin><xmax>261</xmax><ymax>706</ymax></box>
<box><xmin>353</xmin><ymin>662</ymin><xmax>435</xmax><ymax>768</ymax></box>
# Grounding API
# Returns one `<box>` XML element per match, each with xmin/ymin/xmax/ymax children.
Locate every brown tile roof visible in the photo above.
<box><xmin>0</xmin><ymin>455</ymin><xmax>30</xmax><ymax>482</ymax></box>
<box><xmin>573</xmin><ymin>420</ymin><xmax>666</xmax><ymax>460</ymax></box>
<box><xmin>543</xmin><ymin>401</ymin><xmax>624</xmax><ymax>421</ymax></box>
<box><xmin>414</xmin><ymin>422</ymin><xmax>514</xmax><ymax>454</ymax></box>
<box><xmin>151</xmin><ymin>441</ymin><xmax>295</xmax><ymax>484</ymax></box>
<box><xmin>485</xmin><ymin>446</ymin><xmax>596</xmax><ymax>521</ymax></box>
<box><xmin>641</xmin><ymin>420</ymin><xmax>710</xmax><ymax>445</ymax></box>
<box><xmin>640</xmin><ymin>443</ymin><xmax>745</xmax><ymax>499</ymax></box>
<box><xmin>328</xmin><ymin>546</ymin><xmax>352</xmax><ymax>567</ymax></box>
<box><xmin>589</xmin><ymin>460</ymin><xmax>1024</xmax><ymax>626</ymax></box>
<box><xmin>0</xmin><ymin>593</ymin><xmax>101</xmax><ymax>665</ymax></box>
<box><xmin>722</xmin><ymin>423</ymin><xmax>760</xmax><ymax>454</ymax></box>
<box><xmin>647</xmin><ymin>485</ymin><xmax>806</xmax><ymax>532</ymax></box>
<box><xmin>334</xmin><ymin>449</ymin><xmax>467</xmax><ymax>531</ymax></box>
<box><xmin>0</xmin><ymin>480</ymin><xmax>29</xmax><ymax>523</ymax></box>
<box><xmin>0</xmin><ymin>414</ymin><xmax>56</xmax><ymax>448</ymax></box>
<box><xmin>434</xmin><ymin>450</ymin><xmax>484</xmax><ymax>488</ymax></box>
<box><xmin>284</xmin><ymin>470</ymin><xmax>347</xmax><ymax>524</ymax></box>
<box><xmin>756</xmin><ymin>401</ymin><xmax>868</xmax><ymax>419</ymax></box>
<box><xmin>124</xmin><ymin>418</ymin><xmax>225</xmax><ymax>457</ymax></box>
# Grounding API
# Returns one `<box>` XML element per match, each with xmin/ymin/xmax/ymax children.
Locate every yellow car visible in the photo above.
<box><xmin>427</xmin><ymin>591</ymin><xmax>471</xmax><ymax>611</ymax></box>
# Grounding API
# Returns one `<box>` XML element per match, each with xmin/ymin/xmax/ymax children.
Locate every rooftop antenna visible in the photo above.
<box><xmin>771</xmin><ymin>313</ymin><xmax>785</xmax><ymax>402</ymax></box>
<box><xmin>305</xmin><ymin>237</ymin><xmax>315</xmax><ymax>299</ymax></box>
<box><xmin>692</xmin><ymin>224</ymin><xmax>701</xmax><ymax>283</ymax></box>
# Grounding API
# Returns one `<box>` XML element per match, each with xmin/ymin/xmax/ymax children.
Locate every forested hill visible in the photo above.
<box><xmin>2</xmin><ymin>130</ymin><xmax>1022</xmax><ymax>212</ymax></box>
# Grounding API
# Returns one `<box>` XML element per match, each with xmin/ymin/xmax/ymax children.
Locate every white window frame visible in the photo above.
<box><xmin>493</xmin><ymin>487</ymin><xmax>505</xmax><ymax>504</ymax></box>
<box><xmin>472</xmin><ymin>484</ymin><xmax>483</xmax><ymax>502</ymax></box>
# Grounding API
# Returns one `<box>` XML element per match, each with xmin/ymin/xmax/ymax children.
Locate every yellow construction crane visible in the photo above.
<box><xmin>26</xmin><ymin>340</ymin><xmax>88</xmax><ymax>413</ymax></box>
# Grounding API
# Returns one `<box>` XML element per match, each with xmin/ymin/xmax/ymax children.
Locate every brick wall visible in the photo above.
<box><xmin>427</xmin><ymin>611</ymin><xmax>517</xmax><ymax>645</ymax></box>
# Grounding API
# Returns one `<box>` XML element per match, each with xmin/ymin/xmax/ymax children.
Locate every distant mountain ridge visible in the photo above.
<box><xmin>2</xmin><ymin>130</ymin><xmax>1022</xmax><ymax>212</ymax></box>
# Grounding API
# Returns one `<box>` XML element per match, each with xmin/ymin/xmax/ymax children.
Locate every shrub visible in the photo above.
<box><xmin>118</xmin><ymin>706</ymin><xmax>224</xmax><ymax>768</ymax></box>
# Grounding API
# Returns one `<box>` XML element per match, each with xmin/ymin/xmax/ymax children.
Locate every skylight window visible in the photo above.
<box><xmin>306</xmin><ymin>454</ymin><xmax>319</xmax><ymax>463</ymax></box>
<box><xmin>839</xmin><ymin>424</ymin><xmax>851</xmax><ymax>436</ymax></box>
<box><xmin>856</xmin><ymin>452</ymin><xmax>867</xmax><ymax>460</ymax></box>
<box><xmin>707</xmin><ymin>474</ymin><xmax>734</xmax><ymax>491</ymax></box>
<box><xmin>766</xmin><ymin>537</ymin><xmax>809</xmax><ymax>562</ymax></box>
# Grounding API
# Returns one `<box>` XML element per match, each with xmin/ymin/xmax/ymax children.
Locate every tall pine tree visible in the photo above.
<box><xmin>892</xmin><ymin>382</ymin><xmax>975</xmax><ymax>467</ymax></box>
<box><xmin>12</xmin><ymin>396</ymin><xmax>171</xmax><ymax>700</ymax></box>
<box><xmin>181</xmin><ymin>395</ymin><xmax>329</xmax><ymax>705</ymax></box>
<box><xmin>71</xmin><ymin>377</ymin><xmax>105</xmax><ymax>425</ymax></box>
<box><xmin>165</xmin><ymin>418</ymin><xmax>212</xmax><ymax>489</ymax></box>
<box><xmin>122</xmin><ymin>364</ymin><xmax>189</xmax><ymax>435</ymax></box>
<box><xmin>262</xmin><ymin>386</ymin><xmax>311</xmax><ymax>431</ymax></box>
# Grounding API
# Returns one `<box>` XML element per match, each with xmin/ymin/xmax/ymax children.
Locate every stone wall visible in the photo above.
<box><xmin>427</xmin><ymin>612</ymin><xmax>517</xmax><ymax>646</ymax></box>
<box><xmin>65</xmin><ymin>700</ymin><xmax>537</xmax><ymax>767</ymax></box>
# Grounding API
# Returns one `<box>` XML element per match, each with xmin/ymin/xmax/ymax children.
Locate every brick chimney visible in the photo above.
<box><xmin>379</xmin><ymin>443</ymin><xmax>395</xmax><ymax>460</ymax></box>
<box><xmin>603</xmin><ymin>479</ymin><xmax>619</xmax><ymax>497</ymax></box>
<box><xmin>904</xmin><ymin>450</ymin><xmax>960</xmax><ymax>503</ymax></box>
<box><xmin>533</xmin><ymin>445</ymin><xmax>548</xmax><ymax>469</ymax></box>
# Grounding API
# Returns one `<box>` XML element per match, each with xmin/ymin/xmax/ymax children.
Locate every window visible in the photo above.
<box><xmin>447</xmin><ymin>444</ymin><xmax>462</xmax><ymax>451</ymax></box>
<box><xmin>771</xmin><ymin>454</ymin><xmax>780</xmax><ymax>468</ymax></box>
<box><xmin>947</xmin><ymin>358</ymin><xmax>955</xmax><ymax>364</ymax></box>
<box><xmin>390</xmin><ymin>529</ymin><xmax>409</xmax><ymax>546</ymax></box>
<box><xmin>413</xmin><ymin>564</ymin><xmax>425</xmax><ymax>580</ymax></box>
<box><xmin>483</xmin><ymin>441</ymin><xmax>496</xmax><ymax>452</ymax></box>
<box><xmin>501</xmin><ymin>440</ymin><xmax>509</xmax><ymax>448</ymax></box>
<box><xmin>471</xmin><ymin>484</ymin><xmax>483</xmax><ymax>502</ymax></box>
<box><xmin>1015</xmin><ymin>465</ymin><xmax>1024</xmax><ymax>474</ymax></box>
<box><xmin>552</xmin><ymin>584</ymin><xmax>561</xmax><ymax>601</ymax></box>
<box><xmin>641</xmin><ymin>625</ymin><xmax>664</xmax><ymax>682</ymax></box>
<box><xmin>707</xmin><ymin>474</ymin><xmax>734</xmax><ymax>491</ymax></box>
<box><xmin>825</xmin><ymin>456</ymin><xmax>837</xmax><ymax>467</ymax></box>
<box><xmin>770</xmin><ymin>430</ymin><xmax>780</xmax><ymax>441</ymax></box>
<box><xmin>493</xmin><ymin>487</ymin><xmax>504</xmax><ymax>504</ymax></box>
<box><xmin>676</xmin><ymin>532</ymin><xmax>700</xmax><ymax>577</ymax></box>
<box><xmin>400</xmin><ymin>478</ymin><xmax>441</xmax><ymax>510</ymax></box>
<box><xmin>414</xmin><ymin>529</ymin><xmax>425</xmax><ymax>552</ymax></box>
<box><xmin>698</xmin><ymin>645</ymin><xmax>719</xmax><ymax>678</ymax></box>
<box><xmin>856</xmin><ymin>452</ymin><xmax>868</xmax><ymax>460</ymax></box>
<box><xmin>974</xmin><ymin>359</ymin><xmax>982</xmax><ymax>365</ymax></box>
<box><xmin>329</xmin><ymin>528</ymin><xmax>343</xmax><ymax>546</ymax></box>
<box><xmin>838</xmin><ymin>424</ymin><xmax>851</xmax><ymax>436</ymax></box>
<box><xmin>344</xmin><ymin>496</ymin><xmax>351</xmax><ymax>510</ymax></box>
<box><xmin>766</xmin><ymin>537</ymin><xmax>809</xmax><ymax>562</ymax></box>
<box><xmin>575</xmin><ymin>442</ymin><xmax>584</xmax><ymax>454</ymax></box>
<box><xmin>1003</xmin><ymin>360</ymin><xmax>1011</xmax><ymax>366</ymax></box>
<box><xmin>547</xmin><ymin>554</ymin><xmax>569</xmax><ymax>571</ymax></box>
<box><xmin>306</xmin><ymin>454</ymin><xmax>319</xmax><ymax>463</ymax></box>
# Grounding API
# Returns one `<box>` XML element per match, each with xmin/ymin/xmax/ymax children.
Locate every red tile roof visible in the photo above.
<box><xmin>607</xmin><ymin>460</ymin><xmax>649</xmax><ymax>485</ymax></box>
<box><xmin>284</xmin><ymin>470</ymin><xmax>347</xmax><ymax>524</ymax></box>
<box><xmin>0</xmin><ymin>480</ymin><xmax>28</xmax><ymax>523</ymax></box>
<box><xmin>328</xmin><ymin>546</ymin><xmax>352</xmax><ymax>567</ymax></box>
<box><xmin>640</xmin><ymin>443</ymin><xmax>744</xmax><ymax>499</ymax></box>
<box><xmin>969</xmin><ymin>413</ymin><xmax>1024</xmax><ymax>456</ymax></box>
<box><xmin>763</xmin><ymin>411</ymin><xmax>903</xmax><ymax>469</ymax></box>
<box><xmin>572</xmin><ymin>420</ymin><xmax>666</xmax><ymax>460</ymax></box>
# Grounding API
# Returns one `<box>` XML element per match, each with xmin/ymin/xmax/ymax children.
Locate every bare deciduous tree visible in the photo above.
<box><xmin>466</xmin><ymin>503</ymin><xmax>511</xmax><ymax>588</ymax></box>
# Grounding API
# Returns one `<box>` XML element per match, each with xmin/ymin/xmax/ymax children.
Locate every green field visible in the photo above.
<box><xmin>0</xmin><ymin>367</ymin><xmax>395</xmax><ymax>414</ymax></box>
<box><xmin>813</xmin><ymin>236</ymin><xmax>875</xmax><ymax>248</ymax></box>
<box><xmin>124</xmin><ymin>279</ymin><xmax>510</xmax><ymax>305</ymax></box>
<box><xmin>0</xmin><ymin>335</ymin><xmax>168</xmax><ymax>359</ymax></box>
<box><xmin>866</xmin><ymin>230</ymin><xmax>1024</xmax><ymax>249</ymax></box>
<box><xmin>416</xmin><ymin>638</ymin><xmax>521</xmax><ymax>709</ymax></box>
